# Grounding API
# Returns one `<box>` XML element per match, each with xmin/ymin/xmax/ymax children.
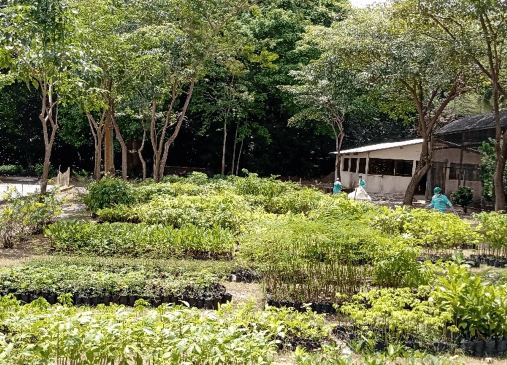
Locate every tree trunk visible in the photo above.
<box><xmin>221</xmin><ymin>118</ymin><xmax>227</xmax><ymax>175</ymax></box>
<box><xmin>236</xmin><ymin>139</ymin><xmax>244</xmax><ymax>176</ymax></box>
<box><xmin>492</xmin><ymin>81</ymin><xmax>507</xmax><ymax>211</ymax></box>
<box><xmin>108</xmin><ymin>105</ymin><xmax>128</xmax><ymax>180</ymax></box>
<box><xmin>156</xmin><ymin>79</ymin><xmax>196</xmax><ymax>182</ymax></box>
<box><xmin>138</xmin><ymin>129</ymin><xmax>147</xmax><ymax>181</ymax></box>
<box><xmin>231</xmin><ymin>124</ymin><xmax>238</xmax><ymax>175</ymax></box>
<box><xmin>38</xmin><ymin>83</ymin><xmax>58</xmax><ymax>195</ymax></box>
<box><xmin>87</xmin><ymin>110</ymin><xmax>107</xmax><ymax>181</ymax></box>
<box><xmin>403</xmin><ymin>136</ymin><xmax>432</xmax><ymax>206</ymax></box>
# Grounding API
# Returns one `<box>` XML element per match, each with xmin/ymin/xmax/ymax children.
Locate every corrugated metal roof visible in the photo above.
<box><xmin>436</xmin><ymin>110</ymin><xmax>507</xmax><ymax>135</ymax></box>
<box><xmin>333</xmin><ymin>139</ymin><xmax>423</xmax><ymax>155</ymax></box>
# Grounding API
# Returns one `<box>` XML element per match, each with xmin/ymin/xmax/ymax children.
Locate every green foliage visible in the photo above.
<box><xmin>473</xmin><ymin>211</ymin><xmax>507</xmax><ymax>255</ymax></box>
<box><xmin>0</xmin><ymin>165</ymin><xmax>22</xmax><ymax>175</ymax></box>
<box><xmin>478</xmin><ymin>139</ymin><xmax>507</xmax><ymax>201</ymax></box>
<box><xmin>372</xmin><ymin>206</ymin><xmax>478</xmax><ymax>250</ymax></box>
<box><xmin>220</xmin><ymin>300</ymin><xmax>330</xmax><ymax>344</ymax></box>
<box><xmin>341</xmin><ymin>286</ymin><xmax>455</xmax><ymax>348</ymax></box>
<box><xmin>27</xmin><ymin>255</ymin><xmax>238</xmax><ymax>279</ymax></box>
<box><xmin>0</xmin><ymin>296</ymin><xmax>277</xmax><ymax>364</ymax></box>
<box><xmin>0</xmin><ymin>188</ymin><xmax>62</xmax><ymax>248</ymax></box>
<box><xmin>450</xmin><ymin>186</ymin><xmax>473</xmax><ymax>210</ymax></box>
<box><xmin>84</xmin><ymin>177</ymin><xmax>135</xmax><ymax>213</ymax></box>
<box><xmin>33</xmin><ymin>163</ymin><xmax>56</xmax><ymax>178</ymax></box>
<box><xmin>431</xmin><ymin>264</ymin><xmax>507</xmax><ymax>339</ymax></box>
<box><xmin>45</xmin><ymin>221</ymin><xmax>235</xmax><ymax>259</ymax></box>
<box><xmin>0</xmin><ymin>264</ymin><xmax>224</xmax><ymax>300</ymax></box>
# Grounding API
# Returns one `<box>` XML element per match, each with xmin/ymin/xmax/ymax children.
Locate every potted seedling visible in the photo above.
<box><xmin>451</xmin><ymin>186</ymin><xmax>473</xmax><ymax>214</ymax></box>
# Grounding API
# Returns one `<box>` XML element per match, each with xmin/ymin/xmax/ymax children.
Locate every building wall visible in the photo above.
<box><xmin>340</xmin><ymin>143</ymin><xmax>422</xmax><ymax>194</ymax></box>
<box><xmin>340</xmin><ymin>142</ymin><xmax>483</xmax><ymax>199</ymax></box>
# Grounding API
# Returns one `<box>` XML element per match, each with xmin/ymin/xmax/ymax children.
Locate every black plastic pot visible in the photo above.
<box><xmin>461</xmin><ymin>340</ymin><xmax>473</xmax><ymax>355</ymax></box>
<box><xmin>473</xmin><ymin>340</ymin><xmax>485</xmax><ymax>357</ymax></box>
<box><xmin>212</xmin><ymin>298</ymin><xmax>220</xmax><ymax>310</ymax></box>
<box><xmin>21</xmin><ymin>294</ymin><xmax>29</xmax><ymax>303</ymax></box>
<box><xmin>30</xmin><ymin>293</ymin><xmax>39</xmax><ymax>302</ymax></box>
<box><xmin>315</xmin><ymin>304</ymin><xmax>323</xmax><ymax>313</ymax></box>
<box><xmin>433</xmin><ymin>342</ymin><xmax>448</xmax><ymax>352</ymax></box>
<box><xmin>271</xmin><ymin>301</ymin><xmax>280</xmax><ymax>308</ymax></box>
<box><xmin>375</xmin><ymin>341</ymin><xmax>386</xmax><ymax>351</ymax></box>
<box><xmin>485</xmin><ymin>339</ymin><xmax>496</xmax><ymax>356</ymax></box>
<box><xmin>293</xmin><ymin>302</ymin><xmax>302</xmax><ymax>312</ymax></box>
<box><xmin>90</xmin><ymin>296</ymin><xmax>99</xmax><ymax>306</ymax></box>
<box><xmin>14</xmin><ymin>293</ymin><xmax>22</xmax><ymax>301</ymax></box>
<box><xmin>119</xmin><ymin>296</ymin><xmax>128</xmax><ymax>306</ymax></box>
<box><xmin>75</xmin><ymin>296</ymin><xmax>83</xmax><ymax>305</ymax></box>
<box><xmin>153</xmin><ymin>297</ymin><xmax>162</xmax><ymax>307</ymax></box>
<box><xmin>103</xmin><ymin>295</ymin><xmax>111</xmax><ymax>306</ymax></box>
<box><xmin>404</xmin><ymin>341</ymin><xmax>420</xmax><ymax>350</ymax></box>
<box><xmin>129</xmin><ymin>295</ymin><xmax>138</xmax><ymax>307</ymax></box>
<box><xmin>112</xmin><ymin>295</ymin><xmax>120</xmax><ymax>304</ymax></box>
<box><xmin>496</xmin><ymin>339</ymin><xmax>507</xmax><ymax>355</ymax></box>
<box><xmin>204</xmin><ymin>298</ymin><xmax>213</xmax><ymax>309</ymax></box>
<box><xmin>196</xmin><ymin>299</ymin><xmax>204</xmax><ymax>309</ymax></box>
<box><xmin>82</xmin><ymin>297</ymin><xmax>90</xmax><ymax>306</ymax></box>
<box><xmin>222</xmin><ymin>294</ymin><xmax>231</xmax><ymax>304</ymax></box>
<box><xmin>162</xmin><ymin>296</ymin><xmax>172</xmax><ymax>304</ymax></box>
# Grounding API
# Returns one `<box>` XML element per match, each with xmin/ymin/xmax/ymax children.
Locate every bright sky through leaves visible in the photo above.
<box><xmin>350</xmin><ymin>0</ymin><xmax>386</xmax><ymax>7</ymax></box>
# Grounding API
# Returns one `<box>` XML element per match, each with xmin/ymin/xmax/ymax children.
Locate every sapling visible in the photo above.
<box><xmin>450</xmin><ymin>186</ymin><xmax>474</xmax><ymax>214</ymax></box>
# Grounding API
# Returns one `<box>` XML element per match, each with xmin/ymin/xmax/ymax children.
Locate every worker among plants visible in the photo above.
<box><xmin>429</xmin><ymin>187</ymin><xmax>453</xmax><ymax>212</ymax></box>
<box><xmin>333</xmin><ymin>178</ymin><xmax>342</xmax><ymax>194</ymax></box>
<box><xmin>358</xmin><ymin>175</ymin><xmax>366</xmax><ymax>188</ymax></box>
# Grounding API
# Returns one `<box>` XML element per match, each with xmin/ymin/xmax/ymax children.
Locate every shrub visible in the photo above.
<box><xmin>474</xmin><ymin>211</ymin><xmax>507</xmax><ymax>256</ymax></box>
<box><xmin>372</xmin><ymin>206</ymin><xmax>478</xmax><ymax>250</ymax></box>
<box><xmin>431</xmin><ymin>264</ymin><xmax>507</xmax><ymax>339</ymax></box>
<box><xmin>341</xmin><ymin>286</ymin><xmax>454</xmax><ymax>348</ymax></box>
<box><xmin>84</xmin><ymin>177</ymin><xmax>135</xmax><ymax>212</ymax></box>
<box><xmin>33</xmin><ymin>163</ymin><xmax>57</xmax><ymax>178</ymax></box>
<box><xmin>98</xmin><ymin>193</ymin><xmax>250</xmax><ymax>232</ymax></box>
<box><xmin>45</xmin><ymin>221</ymin><xmax>236</xmax><ymax>259</ymax></box>
<box><xmin>0</xmin><ymin>165</ymin><xmax>22</xmax><ymax>175</ymax></box>
<box><xmin>0</xmin><ymin>188</ymin><xmax>62</xmax><ymax>248</ymax></box>
<box><xmin>451</xmin><ymin>186</ymin><xmax>473</xmax><ymax>213</ymax></box>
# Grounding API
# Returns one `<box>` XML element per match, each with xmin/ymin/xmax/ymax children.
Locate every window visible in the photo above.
<box><xmin>395</xmin><ymin>160</ymin><xmax>413</xmax><ymax>177</ymax></box>
<box><xmin>358</xmin><ymin>158</ymin><xmax>367</xmax><ymax>174</ymax></box>
<box><xmin>350</xmin><ymin>158</ymin><xmax>357</xmax><ymax>173</ymax></box>
<box><xmin>343</xmin><ymin>158</ymin><xmax>349</xmax><ymax>172</ymax></box>
<box><xmin>368</xmin><ymin>158</ymin><xmax>395</xmax><ymax>176</ymax></box>
<box><xmin>449</xmin><ymin>163</ymin><xmax>481</xmax><ymax>182</ymax></box>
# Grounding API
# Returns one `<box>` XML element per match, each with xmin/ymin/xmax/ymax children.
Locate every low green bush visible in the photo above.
<box><xmin>372</xmin><ymin>206</ymin><xmax>478</xmax><ymax>249</ymax></box>
<box><xmin>0</xmin><ymin>296</ymin><xmax>277</xmax><ymax>364</ymax></box>
<box><xmin>474</xmin><ymin>211</ymin><xmax>507</xmax><ymax>255</ymax></box>
<box><xmin>0</xmin><ymin>188</ymin><xmax>62</xmax><ymax>248</ymax></box>
<box><xmin>97</xmin><ymin>193</ymin><xmax>250</xmax><ymax>232</ymax></box>
<box><xmin>0</xmin><ymin>264</ymin><xmax>224</xmax><ymax>300</ymax></box>
<box><xmin>45</xmin><ymin>221</ymin><xmax>236</xmax><ymax>259</ymax></box>
<box><xmin>431</xmin><ymin>264</ymin><xmax>507</xmax><ymax>339</ymax></box>
<box><xmin>0</xmin><ymin>165</ymin><xmax>22</xmax><ymax>175</ymax></box>
<box><xmin>84</xmin><ymin>177</ymin><xmax>135</xmax><ymax>212</ymax></box>
<box><xmin>341</xmin><ymin>286</ymin><xmax>455</xmax><ymax>348</ymax></box>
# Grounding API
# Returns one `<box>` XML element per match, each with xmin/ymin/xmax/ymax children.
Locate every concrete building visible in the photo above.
<box><xmin>334</xmin><ymin>110</ymin><xmax>507</xmax><ymax>202</ymax></box>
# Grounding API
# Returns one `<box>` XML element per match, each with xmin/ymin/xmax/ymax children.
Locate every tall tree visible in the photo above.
<box><xmin>282</xmin><ymin>60</ymin><xmax>372</xmax><ymax>180</ymax></box>
<box><xmin>408</xmin><ymin>0</ymin><xmax>507</xmax><ymax>211</ymax></box>
<box><xmin>0</xmin><ymin>0</ymin><xmax>81</xmax><ymax>193</ymax></box>
<box><xmin>307</xmin><ymin>6</ymin><xmax>472</xmax><ymax>205</ymax></box>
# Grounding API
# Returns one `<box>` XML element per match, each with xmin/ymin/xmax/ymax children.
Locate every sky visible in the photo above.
<box><xmin>349</xmin><ymin>0</ymin><xmax>386</xmax><ymax>7</ymax></box>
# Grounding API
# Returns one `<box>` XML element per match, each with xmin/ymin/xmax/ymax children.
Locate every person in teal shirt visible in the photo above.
<box><xmin>358</xmin><ymin>175</ymin><xmax>366</xmax><ymax>188</ymax></box>
<box><xmin>429</xmin><ymin>187</ymin><xmax>452</xmax><ymax>212</ymax></box>
<box><xmin>333</xmin><ymin>179</ymin><xmax>342</xmax><ymax>194</ymax></box>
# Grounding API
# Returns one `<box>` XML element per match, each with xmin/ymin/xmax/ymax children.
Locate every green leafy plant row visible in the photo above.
<box><xmin>0</xmin><ymin>297</ymin><xmax>277</xmax><ymax>364</ymax></box>
<box><xmin>0</xmin><ymin>264</ymin><xmax>225</xmax><ymax>302</ymax></box>
<box><xmin>45</xmin><ymin>221</ymin><xmax>236</xmax><ymax>259</ymax></box>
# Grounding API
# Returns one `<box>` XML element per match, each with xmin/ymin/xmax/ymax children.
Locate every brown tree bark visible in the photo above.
<box><xmin>38</xmin><ymin>82</ymin><xmax>58</xmax><ymax>195</ymax></box>
<box><xmin>151</xmin><ymin>79</ymin><xmax>196</xmax><ymax>182</ymax></box>
<box><xmin>221</xmin><ymin>117</ymin><xmax>228</xmax><ymax>175</ymax></box>
<box><xmin>401</xmin><ymin>76</ymin><xmax>466</xmax><ymax>206</ymax></box>
<box><xmin>108</xmin><ymin>102</ymin><xmax>128</xmax><ymax>180</ymax></box>
<box><xmin>87</xmin><ymin>110</ymin><xmax>107</xmax><ymax>180</ymax></box>
<box><xmin>236</xmin><ymin>139</ymin><xmax>244</xmax><ymax>176</ymax></box>
<box><xmin>231</xmin><ymin>124</ymin><xmax>239</xmax><ymax>175</ymax></box>
<box><xmin>331</xmin><ymin>113</ymin><xmax>345</xmax><ymax>181</ymax></box>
